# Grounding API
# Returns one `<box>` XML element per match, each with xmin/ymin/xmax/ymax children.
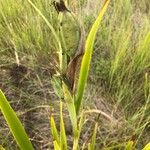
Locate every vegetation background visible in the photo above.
<box><xmin>0</xmin><ymin>0</ymin><xmax>150</xmax><ymax>149</ymax></box>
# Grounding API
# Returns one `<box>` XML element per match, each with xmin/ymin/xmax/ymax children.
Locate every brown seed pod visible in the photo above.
<box><xmin>53</xmin><ymin>0</ymin><xmax>71</xmax><ymax>13</ymax></box>
<box><xmin>66</xmin><ymin>25</ymin><xmax>85</xmax><ymax>91</ymax></box>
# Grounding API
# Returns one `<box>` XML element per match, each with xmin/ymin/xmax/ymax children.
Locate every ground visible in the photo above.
<box><xmin>0</xmin><ymin>0</ymin><xmax>150</xmax><ymax>149</ymax></box>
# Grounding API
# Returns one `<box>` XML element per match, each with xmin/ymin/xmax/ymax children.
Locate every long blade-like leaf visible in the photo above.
<box><xmin>75</xmin><ymin>0</ymin><xmax>110</xmax><ymax>114</ymax></box>
<box><xmin>53</xmin><ymin>141</ymin><xmax>61</xmax><ymax>150</ymax></box>
<box><xmin>143</xmin><ymin>142</ymin><xmax>150</xmax><ymax>150</ymax></box>
<box><xmin>0</xmin><ymin>90</ymin><xmax>34</xmax><ymax>150</ymax></box>
<box><xmin>0</xmin><ymin>145</ymin><xmax>5</xmax><ymax>150</ymax></box>
<box><xmin>125</xmin><ymin>141</ymin><xmax>134</xmax><ymax>150</ymax></box>
<box><xmin>62</xmin><ymin>82</ymin><xmax>77</xmax><ymax>135</ymax></box>
<box><xmin>50</xmin><ymin>116</ymin><xmax>60</xmax><ymax>145</ymax></box>
<box><xmin>90</xmin><ymin>123</ymin><xmax>98</xmax><ymax>150</ymax></box>
<box><xmin>60</xmin><ymin>101</ymin><xmax>67</xmax><ymax>150</ymax></box>
<box><xmin>62</xmin><ymin>82</ymin><xmax>80</xmax><ymax>150</ymax></box>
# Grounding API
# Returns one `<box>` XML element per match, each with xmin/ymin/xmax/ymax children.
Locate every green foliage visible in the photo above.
<box><xmin>27</xmin><ymin>0</ymin><xmax>65</xmax><ymax>72</ymax></box>
<box><xmin>0</xmin><ymin>0</ymin><xmax>150</xmax><ymax>149</ymax></box>
<box><xmin>60</xmin><ymin>101</ymin><xmax>68</xmax><ymax>150</ymax></box>
<box><xmin>93</xmin><ymin>2</ymin><xmax>150</xmax><ymax>145</ymax></box>
<box><xmin>0</xmin><ymin>146</ymin><xmax>5</xmax><ymax>150</ymax></box>
<box><xmin>50</xmin><ymin>116</ymin><xmax>60</xmax><ymax>145</ymax></box>
<box><xmin>75</xmin><ymin>0</ymin><xmax>110</xmax><ymax>114</ymax></box>
<box><xmin>50</xmin><ymin>0</ymin><xmax>110</xmax><ymax>148</ymax></box>
<box><xmin>50</xmin><ymin>101</ymin><xmax>68</xmax><ymax>150</ymax></box>
<box><xmin>53</xmin><ymin>141</ymin><xmax>61</xmax><ymax>150</ymax></box>
<box><xmin>0</xmin><ymin>90</ymin><xmax>34</xmax><ymax>150</ymax></box>
<box><xmin>51</xmin><ymin>76</ymin><xmax>64</xmax><ymax>99</ymax></box>
<box><xmin>50</xmin><ymin>100</ymin><xmax>81</xmax><ymax>150</ymax></box>
<box><xmin>125</xmin><ymin>141</ymin><xmax>134</xmax><ymax>150</ymax></box>
<box><xmin>89</xmin><ymin>123</ymin><xmax>98</xmax><ymax>150</ymax></box>
<box><xmin>0</xmin><ymin>0</ymin><xmax>56</xmax><ymax>58</ymax></box>
<box><xmin>62</xmin><ymin>82</ymin><xmax>78</xmax><ymax>135</ymax></box>
<box><xmin>124</xmin><ymin>141</ymin><xmax>150</xmax><ymax>150</ymax></box>
<box><xmin>143</xmin><ymin>142</ymin><xmax>150</xmax><ymax>150</ymax></box>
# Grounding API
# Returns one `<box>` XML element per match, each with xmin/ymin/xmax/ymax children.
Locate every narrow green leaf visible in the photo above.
<box><xmin>60</xmin><ymin>101</ymin><xmax>67</xmax><ymax>150</ymax></box>
<box><xmin>125</xmin><ymin>141</ymin><xmax>134</xmax><ymax>150</ymax></box>
<box><xmin>50</xmin><ymin>116</ymin><xmax>60</xmax><ymax>145</ymax></box>
<box><xmin>27</xmin><ymin>0</ymin><xmax>59</xmax><ymax>43</ymax></box>
<box><xmin>53</xmin><ymin>141</ymin><xmax>61</xmax><ymax>150</ymax></box>
<box><xmin>104</xmin><ymin>144</ymin><xmax>125</xmax><ymax>150</ymax></box>
<box><xmin>81</xmin><ymin>143</ymin><xmax>86</xmax><ymax>150</ymax></box>
<box><xmin>78</xmin><ymin>112</ymin><xmax>84</xmax><ymax>134</ymax></box>
<box><xmin>143</xmin><ymin>142</ymin><xmax>150</xmax><ymax>150</ymax></box>
<box><xmin>62</xmin><ymin>82</ymin><xmax>78</xmax><ymax>135</ymax></box>
<box><xmin>90</xmin><ymin>123</ymin><xmax>98</xmax><ymax>150</ymax></box>
<box><xmin>51</xmin><ymin>76</ymin><xmax>63</xmax><ymax>99</ymax></box>
<box><xmin>27</xmin><ymin>0</ymin><xmax>63</xmax><ymax>71</ymax></box>
<box><xmin>73</xmin><ymin>137</ymin><xmax>79</xmax><ymax>150</ymax></box>
<box><xmin>73</xmin><ymin>111</ymin><xmax>84</xmax><ymax>150</ymax></box>
<box><xmin>0</xmin><ymin>90</ymin><xmax>34</xmax><ymax>150</ymax></box>
<box><xmin>58</xmin><ymin>12</ymin><xmax>68</xmax><ymax>73</ymax></box>
<box><xmin>75</xmin><ymin>0</ymin><xmax>110</xmax><ymax>114</ymax></box>
<box><xmin>62</xmin><ymin>83</ymin><xmax>80</xmax><ymax>150</ymax></box>
<box><xmin>88</xmin><ymin>143</ymin><xmax>91</xmax><ymax>150</ymax></box>
<box><xmin>0</xmin><ymin>146</ymin><xmax>5</xmax><ymax>150</ymax></box>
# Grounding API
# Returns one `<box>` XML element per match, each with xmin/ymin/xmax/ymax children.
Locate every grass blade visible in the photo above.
<box><xmin>53</xmin><ymin>141</ymin><xmax>61</xmax><ymax>150</ymax></box>
<box><xmin>88</xmin><ymin>143</ymin><xmax>91</xmax><ymax>150</ymax></box>
<box><xmin>60</xmin><ymin>101</ymin><xmax>68</xmax><ymax>150</ymax></box>
<box><xmin>125</xmin><ymin>141</ymin><xmax>134</xmax><ymax>150</ymax></box>
<box><xmin>51</xmin><ymin>76</ymin><xmax>64</xmax><ymax>99</ymax></box>
<box><xmin>0</xmin><ymin>146</ymin><xmax>5</xmax><ymax>150</ymax></box>
<box><xmin>0</xmin><ymin>90</ymin><xmax>34</xmax><ymax>150</ymax></box>
<box><xmin>90</xmin><ymin>123</ymin><xmax>98</xmax><ymax>150</ymax></box>
<box><xmin>62</xmin><ymin>82</ymin><xmax>79</xmax><ymax>150</ymax></box>
<box><xmin>143</xmin><ymin>142</ymin><xmax>150</xmax><ymax>150</ymax></box>
<box><xmin>75</xmin><ymin>0</ymin><xmax>110</xmax><ymax>114</ymax></box>
<box><xmin>27</xmin><ymin>0</ymin><xmax>64</xmax><ymax>71</ymax></box>
<box><xmin>78</xmin><ymin>111</ymin><xmax>84</xmax><ymax>134</ymax></box>
<box><xmin>62</xmin><ymin>82</ymin><xmax>78</xmax><ymax>135</ymax></box>
<box><xmin>27</xmin><ymin>0</ymin><xmax>59</xmax><ymax>43</ymax></box>
<box><xmin>50</xmin><ymin>116</ymin><xmax>60</xmax><ymax>145</ymax></box>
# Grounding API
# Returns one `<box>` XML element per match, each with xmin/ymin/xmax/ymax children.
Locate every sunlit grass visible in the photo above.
<box><xmin>0</xmin><ymin>0</ymin><xmax>150</xmax><ymax>149</ymax></box>
<box><xmin>0</xmin><ymin>90</ymin><xmax>34</xmax><ymax>150</ymax></box>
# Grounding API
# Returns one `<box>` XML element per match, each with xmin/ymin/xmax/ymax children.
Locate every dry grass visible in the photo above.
<box><xmin>0</xmin><ymin>0</ymin><xmax>150</xmax><ymax>149</ymax></box>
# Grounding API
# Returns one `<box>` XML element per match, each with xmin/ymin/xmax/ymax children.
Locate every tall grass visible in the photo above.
<box><xmin>0</xmin><ymin>0</ymin><xmax>150</xmax><ymax>149</ymax></box>
<box><xmin>0</xmin><ymin>90</ymin><xmax>34</xmax><ymax>150</ymax></box>
<box><xmin>0</xmin><ymin>0</ymin><xmax>58</xmax><ymax>65</ymax></box>
<box><xmin>75</xmin><ymin>0</ymin><xmax>110</xmax><ymax>114</ymax></box>
<box><xmin>93</xmin><ymin>0</ymin><xmax>150</xmax><ymax>148</ymax></box>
